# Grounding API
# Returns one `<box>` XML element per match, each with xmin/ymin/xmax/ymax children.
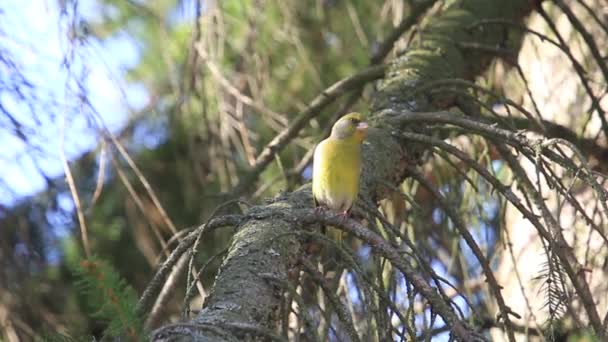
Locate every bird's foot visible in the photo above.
<box><xmin>338</xmin><ymin>210</ymin><xmax>350</xmax><ymax>222</ymax></box>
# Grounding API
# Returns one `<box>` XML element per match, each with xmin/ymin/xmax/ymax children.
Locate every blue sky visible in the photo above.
<box><xmin>0</xmin><ymin>0</ymin><xmax>148</xmax><ymax>206</ymax></box>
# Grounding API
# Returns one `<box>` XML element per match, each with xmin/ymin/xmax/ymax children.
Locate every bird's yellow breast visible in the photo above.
<box><xmin>312</xmin><ymin>138</ymin><xmax>362</xmax><ymax>212</ymax></box>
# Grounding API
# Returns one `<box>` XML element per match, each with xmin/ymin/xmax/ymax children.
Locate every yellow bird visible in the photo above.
<box><xmin>312</xmin><ymin>112</ymin><xmax>368</xmax><ymax>221</ymax></box>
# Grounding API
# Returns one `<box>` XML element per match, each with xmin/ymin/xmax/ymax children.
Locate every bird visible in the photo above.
<box><xmin>312</xmin><ymin>112</ymin><xmax>368</xmax><ymax>240</ymax></box>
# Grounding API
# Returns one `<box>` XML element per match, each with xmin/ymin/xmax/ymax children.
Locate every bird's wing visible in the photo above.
<box><xmin>312</xmin><ymin>139</ymin><xmax>329</xmax><ymax>204</ymax></box>
<box><xmin>313</xmin><ymin>138</ymin><xmax>361</xmax><ymax>212</ymax></box>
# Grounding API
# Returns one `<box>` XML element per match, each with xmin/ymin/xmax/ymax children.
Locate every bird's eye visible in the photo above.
<box><xmin>350</xmin><ymin>118</ymin><xmax>360</xmax><ymax>124</ymax></box>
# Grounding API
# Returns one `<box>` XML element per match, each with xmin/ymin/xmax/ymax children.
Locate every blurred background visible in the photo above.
<box><xmin>1</xmin><ymin>0</ymin><xmax>607</xmax><ymax>341</ymax></box>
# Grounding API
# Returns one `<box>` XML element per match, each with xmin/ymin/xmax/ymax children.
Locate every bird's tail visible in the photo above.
<box><xmin>313</xmin><ymin>197</ymin><xmax>342</xmax><ymax>247</ymax></box>
<box><xmin>326</xmin><ymin>226</ymin><xmax>343</xmax><ymax>246</ymax></box>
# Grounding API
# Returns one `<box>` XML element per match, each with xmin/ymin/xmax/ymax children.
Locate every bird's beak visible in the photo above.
<box><xmin>356</xmin><ymin>122</ymin><xmax>369</xmax><ymax>131</ymax></box>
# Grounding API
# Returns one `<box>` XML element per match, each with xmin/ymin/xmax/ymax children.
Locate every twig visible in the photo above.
<box><xmin>184</xmin><ymin>200</ymin><xmax>249</xmax><ymax>317</ymax></box>
<box><xmin>135</xmin><ymin>214</ymin><xmax>242</xmax><ymax>318</ymax></box>
<box><xmin>182</xmin><ymin>248</ymin><xmax>227</xmax><ymax>319</ymax></box>
<box><xmin>573</xmin><ymin>0</ymin><xmax>608</xmax><ymax>38</ymax></box>
<box><xmin>60</xmin><ymin>114</ymin><xmax>91</xmax><ymax>258</ymax></box>
<box><xmin>89</xmin><ymin>139</ymin><xmax>107</xmax><ymax>210</ymax></box>
<box><xmin>300</xmin><ymin>258</ymin><xmax>361</xmax><ymax>342</ymax></box>
<box><xmin>554</xmin><ymin>0</ymin><xmax>608</xmax><ymax>87</ymax></box>
<box><xmin>108</xmin><ymin>132</ymin><xmax>179</xmax><ymax>234</ymax></box>
<box><xmin>144</xmin><ymin>253</ymin><xmax>189</xmax><ymax>330</ymax></box>
<box><xmin>370</xmin><ymin>0</ymin><xmax>437</xmax><ymax>64</ymax></box>
<box><xmin>109</xmin><ymin>151</ymin><xmax>170</xmax><ymax>261</ymax></box>
<box><xmin>536</xmin><ymin>6</ymin><xmax>608</xmax><ymax>141</ymax></box>
<box><xmin>197</xmin><ymin>45</ymin><xmax>286</xmax><ymax>125</ymax></box>
<box><xmin>503</xmin><ymin>217</ymin><xmax>547</xmax><ymax>342</ymax></box>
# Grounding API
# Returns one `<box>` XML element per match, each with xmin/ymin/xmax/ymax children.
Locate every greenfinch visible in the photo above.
<box><xmin>312</xmin><ymin>112</ymin><xmax>368</xmax><ymax>219</ymax></box>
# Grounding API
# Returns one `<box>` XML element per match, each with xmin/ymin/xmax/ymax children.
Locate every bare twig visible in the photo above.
<box><xmin>135</xmin><ymin>215</ymin><xmax>242</xmax><ymax>318</ymax></box>
<box><xmin>554</xmin><ymin>0</ymin><xmax>608</xmax><ymax>87</ymax></box>
<box><xmin>60</xmin><ymin>114</ymin><xmax>91</xmax><ymax>258</ymax></box>
<box><xmin>536</xmin><ymin>6</ymin><xmax>608</xmax><ymax>141</ymax></box>
<box><xmin>300</xmin><ymin>258</ymin><xmax>361</xmax><ymax>342</ymax></box>
<box><xmin>370</xmin><ymin>0</ymin><xmax>437</xmax><ymax>64</ymax></box>
<box><xmin>144</xmin><ymin>253</ymin><xmax>189</xmax><ymax>330</ymax></box>
<box><xmin>89</xmin><ymin>139</ymin><xmax>107</xmax><ymax>209</ymax></box>
<box><xmin>108</xmin><ymin>132</ymin><xmax>179</xmax><ymax>234</ymax></box>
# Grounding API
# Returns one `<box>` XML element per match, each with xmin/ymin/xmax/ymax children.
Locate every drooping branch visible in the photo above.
<box><xmin>398</xmin><ymin>129</ymin><xmax>605</xmax><ymax>335</ymax></box>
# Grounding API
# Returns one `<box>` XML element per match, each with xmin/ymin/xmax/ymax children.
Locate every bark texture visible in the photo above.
<box><xmin>152</xmin><ymin>0</ymin><xmax>535</xmax><ymax>340</ymax></box>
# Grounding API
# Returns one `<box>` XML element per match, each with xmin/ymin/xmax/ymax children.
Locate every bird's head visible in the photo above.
<box><xmin>330</xmin><ymin>112</ymin><xmax>368</xmax><ymax>142</ymax></box>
